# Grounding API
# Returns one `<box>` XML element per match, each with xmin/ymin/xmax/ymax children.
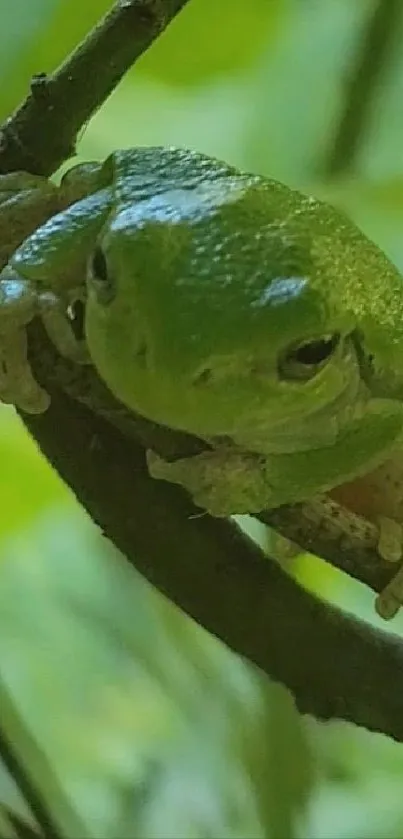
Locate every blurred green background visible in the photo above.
<box><xmin>2</xmin><ymin>0</ymin><xmax>403</xmax><ymax>836</ymax></box>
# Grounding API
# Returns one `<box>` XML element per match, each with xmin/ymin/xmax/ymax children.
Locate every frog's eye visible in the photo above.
<box><xmin>279</xmin><ymin>333</ymin><xmax>340</xmax><ymax>381</ymax></box>
<box><xmin>88</xmin><ymin>245</ymin><xmax>115</xmax><ymax>305</ymax></box>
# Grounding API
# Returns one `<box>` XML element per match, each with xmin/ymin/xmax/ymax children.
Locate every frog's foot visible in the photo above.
<box><xmin>375</xmin><ymin>516</ymin><xmax>403</xmax><ymax>620</ymax></box>
<box><xmin>147</xmin><ymin>448</ymin><xmax>271</xmax><ymax>517</ymax></box>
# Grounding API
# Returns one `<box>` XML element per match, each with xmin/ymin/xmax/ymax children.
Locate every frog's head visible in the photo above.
<box><xmin>84</xmin><ymin>175</ymin><xmax>382</xmax><ymax>454</ymax></box>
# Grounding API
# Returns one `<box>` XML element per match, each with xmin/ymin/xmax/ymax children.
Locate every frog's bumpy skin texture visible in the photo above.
<box><xmin>3</xmin><ymin>149</ymin><xmax>403</xmax><ymax>621</ymax></box>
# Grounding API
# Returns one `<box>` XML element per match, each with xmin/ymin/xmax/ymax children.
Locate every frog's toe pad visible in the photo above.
<box><xmin>375</xmin><ymin>516</ymin><xmax>403</xmax><ymax>620</ymax></box>
<box><xmin>375</xmin><ymin>585</ymin><xmax>403</xmax><ymax>621</ymax></box>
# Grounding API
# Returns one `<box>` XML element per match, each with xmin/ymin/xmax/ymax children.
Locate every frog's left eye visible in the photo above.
<box><xmin>88</xmin><ymin>245</ymin><xmax>115</xmax><ymax>305</ymax></box>
<box><xmin>279</xmin><ymin>333</ymin><xmax>340</xmax><ymax>381</ymax></box>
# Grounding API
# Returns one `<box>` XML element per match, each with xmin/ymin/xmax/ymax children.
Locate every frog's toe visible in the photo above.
<box><xmin>0</xmin><ymin>328</ymin><xmax>50</xmax><ymax>413</ymax></box>
<box><xmin>375</xmin><ymin>585</ymin><xmax>403</xmax><ymax>621</ymax></box>
<box><xmin>375</xmin><ymin>516</ymin><xmax>403</xmax><ymax>620</ymax></box>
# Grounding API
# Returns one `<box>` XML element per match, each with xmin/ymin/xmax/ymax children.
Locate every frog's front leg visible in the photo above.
<box><xmin>0</xmin><ymin>326</ymin><xmax>47</xmax><ymax>412</ymax></box>
<box><xmin>0</xmin><ymin>170</ymin><xmax>84</xmax><ymax>412</ymax></box>
<box><xmin>147</xmin><ymin>448</ymin><xmax>273</xmax><ymax>516</ymax></box>
<box><xmin>0</xmin><ymin>272</ymin><xmax>49</xmax><ymax>412</ymax></box>
<box><xmin>0</xmin><ymin>269</ymin><xmax>88</xmax><ymax>413</ymax></box>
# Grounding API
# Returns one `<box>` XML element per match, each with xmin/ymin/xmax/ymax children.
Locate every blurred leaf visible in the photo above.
<box><xmin>135</xmin><ymin>0</ymin><xmax>285</xmax><ymax>86</ymax></box>
<box><xmin>0</xmin><ymin>0</ymin><xmax>112</xmax><ymax>121</ymax></box>
<box><xmin>0</xmin><ymin>513</ymin><xmax>271</xmax><ymax>837</ymax></box>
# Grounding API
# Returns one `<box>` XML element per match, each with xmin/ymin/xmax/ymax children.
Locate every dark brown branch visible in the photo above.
<box><xmin>326</xmin><ymin>0</ymin><xmax>400</xmax><ymax>176</ymax></box>
<box><xmin>260</xmin><ymin>496</ymin><xmax>391</xmax><ymax>596</ymax></box>
<box><xmin>0</xmin><ymin>0</ymin><xmax>189</xmax><ymax>177</ymax></box>
<box><xmin>20</xmin><ymin>381</ymin><xmax>403</xmax><ymax>743</ymax></box>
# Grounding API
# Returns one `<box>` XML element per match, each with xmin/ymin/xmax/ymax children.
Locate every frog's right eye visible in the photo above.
<box><xmin>278</xmin><ymin>333</ymin><xmax>340</xmax><ymax>381</ymax></box>
<box><xmin>87</xmin><ymin>245</ymin><xmax>115</xmax><ymax>305</ymax></box>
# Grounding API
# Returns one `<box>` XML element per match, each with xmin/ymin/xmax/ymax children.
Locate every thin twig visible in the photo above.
<box><xmin>259</xmin><ymin>496</ymin><xmax>391</xmax><ymax>596</ymax></box>
<box><xmin>0</xmin><ymin>0</ymin><xmax>189</xmax><ymax>176</ymax></box>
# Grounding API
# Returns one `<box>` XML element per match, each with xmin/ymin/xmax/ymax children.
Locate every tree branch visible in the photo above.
<box><xmin>0</xmin><ymin>0</ymin><xmax>402</xmax><ymax>743</ymax></box>
<box><xmin>17</xmin><ymin>378</ymin><xmax>403</xmax><ymax>743</ymax></box>
<box><xmin>260</xmin><ymin>496</ymin><xmax>391</xmax><ymax>596</ymax></box>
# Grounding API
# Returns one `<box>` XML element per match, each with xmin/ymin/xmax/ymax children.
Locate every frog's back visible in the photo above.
<box><xmin>107</xmin><ymin>146</ymin><xmax>242</xmax><ymax>205</ymax></box>
<box><xmin>106</xmin><ymin>146</ymin><xmax>403</xmax><ymax>388</ymax></box>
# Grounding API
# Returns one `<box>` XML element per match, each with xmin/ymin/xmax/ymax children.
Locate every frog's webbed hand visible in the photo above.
<box><xmin>0</xmin><ymin>269</ymin><xmax>88</xmax><ymax>413</ymax></box>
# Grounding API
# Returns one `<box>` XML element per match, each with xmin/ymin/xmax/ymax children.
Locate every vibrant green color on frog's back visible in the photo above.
<box><xmin>81</xmin><ymin>148</ymin><xmax>403</xmax><ymax>455</ymax></box>
<box><xmin>2</xmin><ymin>145</ymin><xmax>403</xmax><ymax>523</ymax></box>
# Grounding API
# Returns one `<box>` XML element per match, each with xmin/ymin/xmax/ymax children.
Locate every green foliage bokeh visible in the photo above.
<box><xmin>2</xmin><ymin>1</ymin><xmax>403</xmax><ymax>837</ymax></box>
